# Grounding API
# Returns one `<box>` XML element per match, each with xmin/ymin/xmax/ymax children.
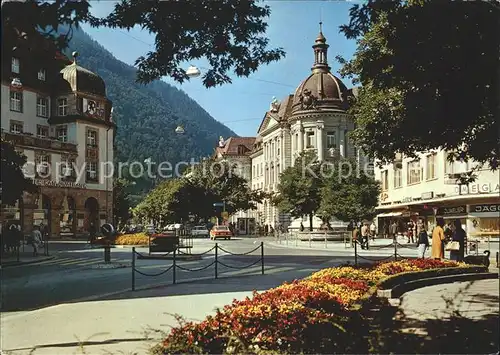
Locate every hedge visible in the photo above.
<box><xmin>151</xmin><ymin>259</ymin><xmax>474</xmax><ymax>354</ymax></box>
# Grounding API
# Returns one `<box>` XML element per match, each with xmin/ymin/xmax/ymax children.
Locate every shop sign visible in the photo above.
<box><xmin>438</xmin><ymin>205</ymin><xmax>466</xmax><ymax>215</ymax></box>
<box><xmin>470</xmin><ymin>204</ymin><xmax>500</xmax><ymax>213</ymax></box>
<box><xmin>456</xmin><ymin>183</ymin><xmax>500</xmax><ymax>195</ymax></box>
<box><xmin>380</xmin><ymin>192</ymin><xmax>389</xmax><ymax>201</ymax></box>
<box><xmin>421</xmin><ymin>192</ymin><xmax>434</xmax><ymax>200</ymax></box>
<box><xmin>33</xmin><ymin>179</ymin><xmax>87</xmax><ymax>189</ymax></box>
<box><xmin>402</xmin><ymin>197</ymin><xmax>413</xmax><ymax>203</ymax></box>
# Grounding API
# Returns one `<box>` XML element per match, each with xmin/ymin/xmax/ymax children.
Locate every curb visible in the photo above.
<box><xmin>0</xmin><ymin>256</ymin><xmax>55</xmax><ymax>269</ymax></box>
<box><xmin>113</xmin><ymin>245</ymin><xmax>149</xmax><ymax>248</ymax></box>
<box><xmin>378</xmin><ymin>271</ymin><xmax>499</xmax><ymax>299</ymax></box>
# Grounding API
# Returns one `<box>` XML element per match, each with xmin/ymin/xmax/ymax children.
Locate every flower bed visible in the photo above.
<box><xmin>113</xmin><ymin>233</ymin><xmax>150</xmax><ymax>245</ymax></box>
<box><xmin>152</xmin><ymin>259</ymin><xmax>468</xmax><ymax>354</ymax></box>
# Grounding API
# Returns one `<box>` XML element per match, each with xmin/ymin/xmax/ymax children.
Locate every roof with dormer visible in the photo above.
<box><xmin>215</xmin><ymin>137</ymin><xmax>256</xmax><ymax>157</ymax></box>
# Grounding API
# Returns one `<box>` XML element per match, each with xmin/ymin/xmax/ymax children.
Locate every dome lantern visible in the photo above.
<box><xmin>185</xmin><ymin>65</ymin><xmax>201</xmax><ymax>78</ymax></box>
<box><xmin>175</xmin><ymin>125</ymin><xmax>185</xmax><ymax>134</ymax></box>
<box><xmin>59</xmin><ymin>51</ymin><xmax>107</xmax><ymax>97</ymax></box>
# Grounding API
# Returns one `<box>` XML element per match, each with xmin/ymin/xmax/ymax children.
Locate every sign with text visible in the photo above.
<box><xmin>455</xmin><ymin>183</ymin><xmax>500</xmax><ymax>195</ymax></box>
<box><xmin>470</xmin><ymin>204</ymin><xmax>500</xmax><ymax>213</ymax></box>
<box><xmin>421</xmin><ymin>192</ymin><xmax>434</xmax><ymax>200</ymax></box>
<box><xmin>33</xmin><ymin>179</ymin><xmax>86</xmax><ymax>189</ymax></box>
<box><xmin>437</xmin><ymin>205</ymin><xmax>467</xmax><ymax>215</ymax></box>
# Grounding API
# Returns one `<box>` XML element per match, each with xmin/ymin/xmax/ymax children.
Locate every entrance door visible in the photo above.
<box><xmin>84</xmin><ymin>197</ymin><xmax>99</xmax><ymax>232</ymax></box>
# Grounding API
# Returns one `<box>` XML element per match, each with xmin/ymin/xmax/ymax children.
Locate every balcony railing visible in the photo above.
<box><xmin>2</xmin><ymin>132</ymin><xmax>77</xmax><ymax>152</ymax></box>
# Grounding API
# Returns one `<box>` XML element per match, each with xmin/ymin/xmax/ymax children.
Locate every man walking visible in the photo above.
<box><xmin>361</xmin><ymin>222</ymin><xmax>370</xmax><ymax>250</ymax></box>
<box><xmin>370</xmin><ymin>221</ymin><xmax>376</xmax><ymax>241</ymax></box>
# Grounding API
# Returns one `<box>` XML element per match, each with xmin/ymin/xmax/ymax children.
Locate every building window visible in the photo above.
<box><xmin>444</xmin><ymin>153</ymin><xmax>468</xmax><ymax>175</ymax></box>
<box><xmin>306</xmin><ymin>132</ymin><xmax>315</xmax><ymax>148</ymax></box>
<box><xmin>58</xmin><ymin>98</ymin><xmax>68</xmax><ymax>116</ymax></box>
<box><xmin>38</xmin><ymin>68</ymin><xmax>46</xmax><ymax>81</ymax></box>
<box><xmin>60</xmin><ymin>158</ymin><xmax>76</xmax><ymax>180</ymax></box>
<box><xmin>394</xmin><ymin>166</ymin><xmax>402</xmax><ymax>188</ymax></box>
<box><xmin>426</xmin><ymin>153</ymin><xmax>437</xmax><ymax>180</ymax></box>
<box><xmin>36</xmin><ymin>154</ymin><xmax>50</xmax><ymax>177</ymax></box>
<box><xmin>86</xmin><ymin>161</ymin><xmax>98</xmax><ymax>182</ymax></box>
<box><xmin>37</xmin><ymin>125</ymin><xmax>49</xmax><ymax>138</ymax></box>
<box><xmin>407</xmin><ymin>160</ymin><xmax>422</xmax><ymax>185</ymax></box>
<box><xmin>381</xmin><ymin>170</ymin><xmax>389</xmax><ymax>191</ymax></box>
<box><xmin>87</xmin><ymin>130</ymin><xmax>97</xmax><ymax>146</ymax></box>
<box><xmin>10</xmin><ymin>120</ymin><xmax>23</xmax><ymax>134</ymax></box>
<box><xmin>260</xmin><ymin>163</ymin><xmax>263</xmax><ymax>176</ymax></box>
<box><xmin>56</xmin><ymin>126</ymin><xmax>68</xmax><ymax>142</ymax></box>
<box><xmin>326</xmin><ymin>132</ymin><xmax>336</xmax><ymax>148</ymax></box>
<box><xmin>36</xmin><ymin>97</ymin><xmax>49</xmax><ymax>117</ymax></box>
<box><xmin>237</xmin><ymin>145</ymin><xmax>246</xmax><ymax>155</ymax></box>
<box><xmin>11</xmin><ymin>57</ymin><xmax>20</xmax><ymax>73</ymax></box>
<box><xmin>9</xmin><ymin>91</ymin><xmax>22</xmax><ymax>112</ymax></box>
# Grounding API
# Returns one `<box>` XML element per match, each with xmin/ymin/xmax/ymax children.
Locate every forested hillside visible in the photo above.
<box><xmin>65</xmin><ymin>29</ymin><xmax>236</xmax><ymax>194</ymax></box>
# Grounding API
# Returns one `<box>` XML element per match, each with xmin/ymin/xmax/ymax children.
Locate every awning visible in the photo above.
<box><xmin>377</xmin><ymin>212</ymin><xmax>403</xmax><ymax>217</ymax></box>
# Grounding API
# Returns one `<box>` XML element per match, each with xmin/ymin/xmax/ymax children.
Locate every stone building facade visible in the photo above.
<box><xmin>1</xmin><ymin>35</ymin><xmax>114</xmax><ymax>238</ymax></box>
<box><xmin>250</xmin><ymin>27</ymin><xmax>365</xmax><ymax>229</ymax></box>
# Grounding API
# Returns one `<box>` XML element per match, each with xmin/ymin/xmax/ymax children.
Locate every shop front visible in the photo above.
<box><xmin>467</xmin><ymin>203</ymin><xmax>500</xmax><ymax>238</ymax></box>
<box><xmin>436</xmin><ymin>205</ymin><xmax>468</xmax><ymax>230</ymax></box>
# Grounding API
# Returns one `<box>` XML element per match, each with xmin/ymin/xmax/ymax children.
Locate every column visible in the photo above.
<box><xmin>339</xmin><ymin>129</ymin><xmax>345</xmax><ymax>158</ymax></box>
<box><xmin>281</xmin><ymin>131</ymin><xmax>286</xmax><ymax>169</ymax></box>
<box><xmin>316</xmin><ymin>120</ymin><xmax>324</xmax><ymax>161</ymax></box>
<box><xmin>298</xmin><ymin>127</ymin><xmax>304</xmax><ymax>152</ymax></box>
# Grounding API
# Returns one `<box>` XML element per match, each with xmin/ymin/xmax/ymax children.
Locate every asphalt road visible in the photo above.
<box><xmin>1</xmin><ymin>237</ymin><xmax>372</xmax><ymax>312</ymax></box>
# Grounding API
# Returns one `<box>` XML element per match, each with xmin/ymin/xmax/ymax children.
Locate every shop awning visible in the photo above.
<box><xmin>377</xmin><ymin>211</ymin><xmax>403</xmax><ymax>217</ymax></box>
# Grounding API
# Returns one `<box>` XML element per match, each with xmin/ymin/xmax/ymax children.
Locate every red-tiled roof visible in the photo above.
<box><xmin>215</xmin><ymin>137</ymin><xmax>256</xmax><ymax>156</ymax></box>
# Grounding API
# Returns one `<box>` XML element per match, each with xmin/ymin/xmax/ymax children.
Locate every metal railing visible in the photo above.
<box><xmin>131</xmin><ymin>242</ymin><xmax>265</xmax><ymax>291</ymax></box>
<box><xmin>353</xmin><ymin>239</ymin><xmax>403</xmax><ymax>266</ymax></box>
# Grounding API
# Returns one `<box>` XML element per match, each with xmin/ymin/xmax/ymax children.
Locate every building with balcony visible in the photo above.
<box><xmin>374</xmin><ymin>151</ymin><xmax>500</xmax><ymax>238</ymax></box>
<box><xmin>249</xmin><ymin>26</ymin><xmax>366</xmax><ymax>230</ymax></box>
<box><xmin>1</xmin><ymin>36</ymin><xmax>115</xmax><ymax>238</ymax></box>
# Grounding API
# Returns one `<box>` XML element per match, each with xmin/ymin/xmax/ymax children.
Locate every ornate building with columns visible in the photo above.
<box><xmin>250</xmin><ymin>26</ymin><xmax>365</xmax><ymax>229</ymax></box>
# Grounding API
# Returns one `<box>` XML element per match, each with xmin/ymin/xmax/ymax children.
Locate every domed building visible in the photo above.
<box><xmin>1</xmin><ymin>40</ymin><xmax>115</xmax><ymax>238</ymax></box>
<box><xmin>249</xmin><ymin>25</ymin><xmax>367</xmax><ymax>229</ymax></box>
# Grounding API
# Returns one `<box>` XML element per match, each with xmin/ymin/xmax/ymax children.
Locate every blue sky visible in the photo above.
<box><xmin>81</xmin><ymin>1</ymin><xmax>359</xmax><ymax>137</ymax></box>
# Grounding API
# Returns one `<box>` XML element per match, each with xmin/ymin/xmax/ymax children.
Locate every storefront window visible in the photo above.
<box><xmin>470</xmin><ymin>217</ymin><xmax>500</xmax><ymax>236</ymax></box>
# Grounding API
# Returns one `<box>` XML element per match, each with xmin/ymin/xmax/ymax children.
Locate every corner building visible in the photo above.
<box><xmin>1</xmin><ymin>37</ymin><xmax>114</xmax><ymax>238</ymax></box>
<box><xmin>250</xmin><ymin>29</ymin><xmax>368</xmax><ymax>229</ymax></box>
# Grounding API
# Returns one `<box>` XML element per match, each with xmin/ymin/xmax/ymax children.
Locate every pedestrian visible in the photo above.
<box><xmin>370</xmin><ymin>221</ymin><xmax>376</xmax><ymax>241</ymax></box>
<box><xmin>361</xmin><ymin>222</ymin><xmax>370</xmax><ymax>249</ymax></box>
<box><xmin>88</xmin><ymin>223</ymin><xmax>97</xmax><ymax>245</ymax></box>
<box><xmin>416</xmin><ymin>221</ymin><xmax>429</xmax><ymax>259</ymax></box>
<box><xmin>407</xmin><ymin>220</ymin><xmax>415</xmax><ymax>243</ymax></box>
<box><xmin>299</xmin><ymin>222</ymin><xmax>304</xmax><ymax>232</ymax></box>
<box><xmin>352</xmin><ymin>224</ymin><xmax>359</xmax><ymax>247</ymax></box>
<box><xmin>389</xmin><ymin>220</ymin><xmax>398</xmax><ymax>242</ymax></box>
<box><xmin>431</xmin><ymin>218</ymin><xmax>445</xmax><ymax>260</ymax></box>
<box><xmin>449</xmin><ymin>219</ymin><xmax>465</xmax><ymax>261</ymax></box>
<box><xmin>31</xmin><ymin>225</ymin><xmax>43</xmax><ymax>256</ymax></box>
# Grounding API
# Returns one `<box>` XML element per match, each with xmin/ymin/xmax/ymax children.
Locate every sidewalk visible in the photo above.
<box><xmin>0</xmin><ymin>269</ymin><xmax>318</xmax><ymax>355</ymax></box>
<box><xmin>0</xmin><ymin>253</ymin><xmax>54</xmax><ymax>268</ymax></box>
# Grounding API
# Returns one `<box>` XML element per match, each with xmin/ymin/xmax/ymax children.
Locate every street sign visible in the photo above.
<box><xmin>213</xmin><ymin>202</ymin><xmax>224</xmax><ymax>207</ymax></box>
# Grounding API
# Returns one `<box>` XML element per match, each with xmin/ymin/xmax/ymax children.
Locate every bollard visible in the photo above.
<box><xmin>148</xmin><ymin>235</ymin><xmax>151</xmax><ymax>256</ymax></box>
<box><xmin>325</xmin><ymin>234</ymin><xmax>327</xmax><ymax>249</ymax></box>
<box><xmin>354</xmin><ymin>239</ymin><xmax>358</xmax><ymax>266</ymax></box>
<box><xmin>215</xmin><ymin>243</ymin><xmax>218</xmax><ymax>279</ymax></box>
<box><xmin>131</xmin><ymin>247</ymin><xmax>136</xmax><ymax>291</ymax></box>
<box><xmin>394</xmin><ymin>240</ymin><xmax>398</xmax><ymax>261</ymax></box>
<box><xmin>104</xmin><ymin>245</ymin><xmax>111</xmax><ymax>263</ymax></box>
<box><xmin>309</xmin><ymin>235</ymin><xmax>312</xmax><ymax>248</ymax></box>
<box><xmin>261</xmin><ymin>242</ymin><xmax>264</xmax><ymax>275</ymax></box>
<box><xmin>172</xmin><ymin>248</ymin><xmax>177</xmax><ymax>284</ymax></box>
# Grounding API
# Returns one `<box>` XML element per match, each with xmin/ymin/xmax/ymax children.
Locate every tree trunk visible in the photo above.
<box><xmin>309</xmin><ymin>213</ymin><xmax>313</xmax><ymax>231</ymax></box>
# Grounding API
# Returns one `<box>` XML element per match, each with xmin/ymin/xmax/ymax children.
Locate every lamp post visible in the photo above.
<box><xmin>11</xmin><ymin>77</ymin><xmax>22</xmax><ymax>88</ymax></box>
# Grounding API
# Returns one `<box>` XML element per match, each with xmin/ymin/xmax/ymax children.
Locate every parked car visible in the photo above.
<box><xmin>191</xmin><ymin>225</ymin><xmax>209</xmax><ymax>238</ymax></box>
<box><xmin>210</xmin><ymin>225</ymin><xmax>232</xmax><ymax>240</ymax></box>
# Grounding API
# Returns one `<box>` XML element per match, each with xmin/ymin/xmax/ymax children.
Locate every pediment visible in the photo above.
<box><xmin>257</xmin><ymin>112</ymin><xmax>280</xmax><ymax>134</ymax></box>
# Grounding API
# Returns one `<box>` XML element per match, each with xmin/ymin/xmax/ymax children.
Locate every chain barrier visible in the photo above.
<box><xmin>354</xmin><ymin>239</ymin><xmax>401</xmax><ymax>266</ymax></box>
<box><xmin>131</xmin><ymin>242</ymin><xmax>265</xmax><ymax>291</ymax></box>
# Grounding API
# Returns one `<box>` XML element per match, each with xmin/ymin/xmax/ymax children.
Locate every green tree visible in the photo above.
<box><xmin>113</xmin><ymin>178</ymin><xmax>133</xmax><ymax>228</ymax></box>
<box><xmin>273</xmin><ymin>151</ymin><xmax>322</xmax><ymax>231</ymax></box>
<box><xmin>1</xmin><ymin>138</ymin><xmax>38</xmax><ymax>206</ymax></box>
<box><xmin>2</xmin><ymin>0</ymin><xmax>285</xmax><ymax>87</ymax></box>
<box><xmin>319</xmin><ymin>159</ymin><xmax>380</xmax><ymax>225</ymax></box>
<box><xmin>339</xmin><ymin>0</ymin><xmax>499</xmax><ymax>169</ymax></box>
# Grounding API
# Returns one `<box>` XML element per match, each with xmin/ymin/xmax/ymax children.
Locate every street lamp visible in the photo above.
<box><xmin>185</xmin><ymin>65</ymin><xmax>201</xmax><ymax>78</ymax></box>
<box><xmin>175</xmin><ymin>125</ymin><xmax>185</xmax><ymax>134</ymax></box>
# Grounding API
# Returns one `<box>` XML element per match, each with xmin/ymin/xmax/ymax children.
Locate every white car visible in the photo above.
<box><xmin>191</xmin><ymin>225</ymin><xmax>209</xmax><ymax>238</ymax></box>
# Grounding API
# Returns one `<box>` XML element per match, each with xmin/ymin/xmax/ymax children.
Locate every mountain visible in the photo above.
<box><xmin>65</xmin><ymin>29</ymin><xmax>236</xmax><ymax>189</ymax></box>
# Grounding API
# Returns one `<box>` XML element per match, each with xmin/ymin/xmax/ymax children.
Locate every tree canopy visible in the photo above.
<box><xmin>2</xmin><ymin>0</ymin><xmax>285</xmax><ymax>87</ymax></box>
<box><xmin>132</xmin><ymin>159</ymin><xmax>265</xmax><ymax>225</ymax></box>
<box><xmin>1</xmin><ymin>138</ymin><xmax>38</xmax><ymax>206</ymax></box>
<box><xmin>273</xmin><ymin>151</ymin><xmax>380</xmax><ymax>230</ymax></box>
<box><xmin>338</xmin><ymin>0</ymin><xmax>499</xmax><ymax>169</ymax></box>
